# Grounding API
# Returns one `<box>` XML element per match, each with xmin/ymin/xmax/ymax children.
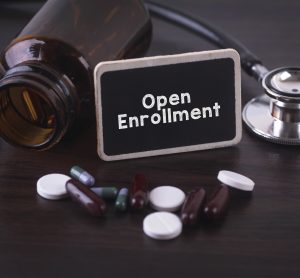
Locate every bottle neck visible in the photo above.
<box><xmin>0</xmin><ymin>63</ymin><xmax>76</xmax><ymax>149</ymax></box>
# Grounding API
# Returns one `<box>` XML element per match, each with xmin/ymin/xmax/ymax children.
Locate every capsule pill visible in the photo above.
<box><xmin>70</xmin><ymin>166</ymin><xmax>95</xmax><ymax>187</ymax></box>
<box><xmin>115</xmin><ymin>188</ymin><xmax>129</xmax><ymax>211</ymax></box>
<box><xmin>91</xmin><ymin>187</ymin><xmax>118</xmax><ymax>199</ymax></box>
<box><xmin>181</xmin><ymin>187</ymin><xmax>206</xmax><ymax>226</ymax></box>
<box><xmin>66</xmin><ymin>179</ymin><xmax>106</xmax><ymax>217</ymax></box>
<box><xmin>130</xmin><ymin>174</ymin><xmax>148</xmax><ymax>210</ymax></box>
<box><xmin>203</xmin><ymin>184</ymin><xmax>229</xmax><ymax>220</ymax></box>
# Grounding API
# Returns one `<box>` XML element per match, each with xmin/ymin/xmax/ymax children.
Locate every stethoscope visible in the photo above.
<box><xmin>145</xmin><ymin>2</ymin><xmax>300</xmax><ymax>145</ymax></box>
<box><xmin>1</xmin><ymin>0</ymin><xmax>300</xmax><ymax>145</ymax></box>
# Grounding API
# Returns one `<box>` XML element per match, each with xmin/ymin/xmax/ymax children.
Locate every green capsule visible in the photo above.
<box><xmin>91</xmin><ymin>187</ymin><xmax>118</xmax><ymax>199</ymax></box>
<box><xmin>70</xmin><ymin>165</ymin><xmax>95</xmax><ymax>187</ymax></box>
<box><xmin>115</xmin><ymin>188</ymin><xmax>129</xmax><ymax>211</ymax></box>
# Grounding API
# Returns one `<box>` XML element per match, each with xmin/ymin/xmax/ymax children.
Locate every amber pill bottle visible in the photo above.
<box><xmin>0</xmin><ymin>0</ymin><xmax>151</xmax><ymax>149</ymax></box>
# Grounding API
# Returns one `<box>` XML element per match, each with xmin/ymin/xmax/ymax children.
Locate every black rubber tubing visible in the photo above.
<box><xmin>145</xmin><ymin>1</ymin><xmax>263</xmax><ymax>77</ymax></box>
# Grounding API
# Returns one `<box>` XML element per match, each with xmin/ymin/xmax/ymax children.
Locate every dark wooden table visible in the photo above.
<box><xmin>0</xmin><ymin>1</ymin><xmax>300</xmax><ymax>277</ymax></box>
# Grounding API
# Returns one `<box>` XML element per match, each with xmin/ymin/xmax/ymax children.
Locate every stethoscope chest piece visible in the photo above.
<box><xmin>243</xmin><ymin>67</ymin><xmax>300</xmax><ymax>145</ymax></box>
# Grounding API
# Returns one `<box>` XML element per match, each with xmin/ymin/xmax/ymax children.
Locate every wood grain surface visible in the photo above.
<box><xmin>0</xmin><ymin>1</ymin><xmax>299</xmax><ymax>277</ymax></box>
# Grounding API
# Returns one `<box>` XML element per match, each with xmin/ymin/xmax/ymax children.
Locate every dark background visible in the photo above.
<box><xmin>0</xmin><ymin>1</ymin><xmax>299</xmax><ymax>277</ymax></box>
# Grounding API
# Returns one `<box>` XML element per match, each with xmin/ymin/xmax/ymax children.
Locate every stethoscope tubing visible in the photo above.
<box><xmin>145</xmin><ymin>1</ymin><xmax>267</xmax><ymax>80</ymax></box>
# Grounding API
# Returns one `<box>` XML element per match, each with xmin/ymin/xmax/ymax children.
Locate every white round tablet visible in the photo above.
<box><xmin>37</xmin><ymin>173</ymin><xmax>71</xmax><ymax>200</ymax></box>
<box><xmin>217</xmin><ymin>170</ymin><xmax>255</xmax><ymax>191</ymax></box>
<box><xmin>143</xmin><ymin>212</ymin><xmax>182</xmax><ymax>240</ymax></box>
<box><xmin>149</xmin><ymin>186</ymin><xmax>185</xmax><ymax>212</ymax></box>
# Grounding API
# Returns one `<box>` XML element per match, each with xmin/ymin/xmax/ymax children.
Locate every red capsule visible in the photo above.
<box><xmin>181</xmin><ymin>187</ymin><xmax>206</xmax><ymax>226</ymax></box>
<box><xmin>203</xmin><ymin>184</ymin><xmax>229</xmax><ymax>220</ymax></box>
<box><xmin>66</xmin><ymin>179</ymin><xmax>106</xmax><ymax>217</ymax></box>
<box><xmin>130</xmin><ymin>174</ymin><xmax>148</xmax><ymax>210</ymax></box>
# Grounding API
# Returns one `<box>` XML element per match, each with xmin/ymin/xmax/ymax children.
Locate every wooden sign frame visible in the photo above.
<box><xmin>94</xmin><ymin>49</ymin><xmax>241</xmax><ymax>161</ymax></box>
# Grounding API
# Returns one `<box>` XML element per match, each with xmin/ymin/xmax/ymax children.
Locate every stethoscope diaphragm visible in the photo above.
<box><xmin>243</xmin><ymin>67</ymin><xmax>300</xmax><ymax>145</ymax></box>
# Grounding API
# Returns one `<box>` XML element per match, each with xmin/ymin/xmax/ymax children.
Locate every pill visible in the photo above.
<box><xmin>37</xmin><ymin>173</ymin><xmax>71</xmax><ymax>200</ymax></box>
<box><xmin>180</xmin><ymin>187</ymin><xmax>206</xmax><ymax>226</ymax></box>
<box><xmin>66</xmin><ymin>179</ymin><xmax>106</xmax><ymax>217</ymax></box>
<box><xmin>149</xmin><ymin>186</ymin><xmax>185</xmax><ymax>212</ymax></box>
<box><xmin>91</xmin><ymin>187</ymin><xmax>118</xmax><ymax>199</ymax></box>
<box><xmin>70</xmin><ymin>166</ymin><xmax>95</xmax><ymax>187</ymax></box>
<box><xmin>217</xmin><ymin>170</ymin><xmax>255</xmax><ymax>191</ymax></box>
<box><xmin>130</xmin><ymin>174</ymin><xmax>148</xmax><ymax>210</ymax></box>
<box><xmin>203</xmin><ymin>184</ymin><xmax>229</xmax><ymax>220</ymax></box>
<box><xmin>143</xmin><ymin>212</ymin><xmax>182</xmax><ymax>240</ymax></box>
<box><xmin>115</xmin><ymin>188</ymin><xmax>129</xmax><ymax>211</ymax></box>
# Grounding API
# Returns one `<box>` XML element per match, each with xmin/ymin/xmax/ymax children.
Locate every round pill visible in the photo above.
<box><xmin>149</xmin><ymin>186</ymin><xmax>185</xmax><ymax>212</ymax></box>
<box><xmin>143</xmin><ymin>212</ymin><xmax>182</xmax><ymax>240</ymax></box>
<box><xmin>217</xmin><ymin>170</ymin><xmax>255</xmax><ymax>191</ymax></box>
<box><xmin>37</xmin><ymin>173</ymin><xmax>71</xmax><ymax>200</ymax></box>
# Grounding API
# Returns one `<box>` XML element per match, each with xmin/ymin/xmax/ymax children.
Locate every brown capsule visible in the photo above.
<box><xmin>181</xmin><ymin>187</ymin><xmax>206</xmax><ymax>226</ymax></box>
<box><xmin>66</xmin><ymin>179</ymin><xmax>106</xmax><ymax>217</ymax></box>
<box><xmin>203</xmin><ymin>184</ymin><xmax>229</xmax><ymax>220</ymax></box>
<box><xmin>130</xmin><ymin>174</ymin><xmax>148</xmax><ymax>210</ymax></box>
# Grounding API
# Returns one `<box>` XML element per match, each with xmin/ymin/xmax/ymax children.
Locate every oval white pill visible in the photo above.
<box><xmin>217</xmin><ymin>170</ymin><xmax>255</xmax><ymax>191</ymax></box>
<box><xmin>143</xmin><ymin>212</ymin><xmax>182</xmax><ymax>240</ymax></box>
<box><xmin>149</xmin><ymin>186</ymin><xmax>185</xmax><ymax>212</ymax></box>
<box><xmin>37</xmin><ymin>173</ymin><xmax>71</xmax><ymax>200</ymax></box>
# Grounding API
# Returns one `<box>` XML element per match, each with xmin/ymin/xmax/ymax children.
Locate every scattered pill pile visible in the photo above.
<box><xmin>36</xmin><ymin>166</ymin><xmax>255</xmax><ymax>241</ymax></box>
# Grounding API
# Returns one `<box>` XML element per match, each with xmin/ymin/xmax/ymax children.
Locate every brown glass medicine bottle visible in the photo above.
<box><xmin>0</xmin><ymin>0</ymin><xmax>152</xmax><ymax>149</ymax></box>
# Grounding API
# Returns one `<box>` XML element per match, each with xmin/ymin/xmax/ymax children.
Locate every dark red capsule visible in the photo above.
<box><xmin>66</xmin><ymin>179</ymin><xmax>106</xmax><ymax>217</ymax></box>
<box><xmin>130</xmin><ymin>174</ymin><xmax>148</xmax><ymax>210</ymax></box>
<box><xmin>181</xmin><ymin>187</ymin><xmax>206</xmax><ymax>226</ymax></box>
<box><xmin>203</xmin><ymin>184</ymin><xmax>229</xmax><ymax>220</ymax></box>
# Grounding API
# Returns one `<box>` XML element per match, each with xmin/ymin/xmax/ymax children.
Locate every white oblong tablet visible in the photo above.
<box><xmin>143</xmin><ymin>212</ymin><xmax>182</xmax><ymax>240</ymax></box>
<box><xmin>37</xmin><ymin>173</ymin><xmax>71</xmax><ymax>200</ymax></box>
<box><xmin>149</xmin><ymin>186</ymin><xmax>185</xmax><ymax>212</ymax></box>
<box><xmin>217</xmin><ymin>170</ymin><xmax>255</xmax><ymax>191</ymax></box>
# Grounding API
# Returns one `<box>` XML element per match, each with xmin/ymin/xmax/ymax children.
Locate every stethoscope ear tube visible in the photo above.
<box><xmin>145</xmin><ymin>1</ymin><xmax>266</xmax><ymax>80</ymax></box>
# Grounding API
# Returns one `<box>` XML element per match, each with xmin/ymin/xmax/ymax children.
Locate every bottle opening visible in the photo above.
<box><xmin>0</xmin><ymin>85</ymin><xmax>57</xmax><ymax>148</ymax></box>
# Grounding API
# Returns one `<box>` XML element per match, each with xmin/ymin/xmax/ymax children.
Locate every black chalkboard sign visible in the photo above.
<box><xmin>94</xmin><ymin>49</ymin><xmax>241</xmax><ymax>161</ymax></box>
